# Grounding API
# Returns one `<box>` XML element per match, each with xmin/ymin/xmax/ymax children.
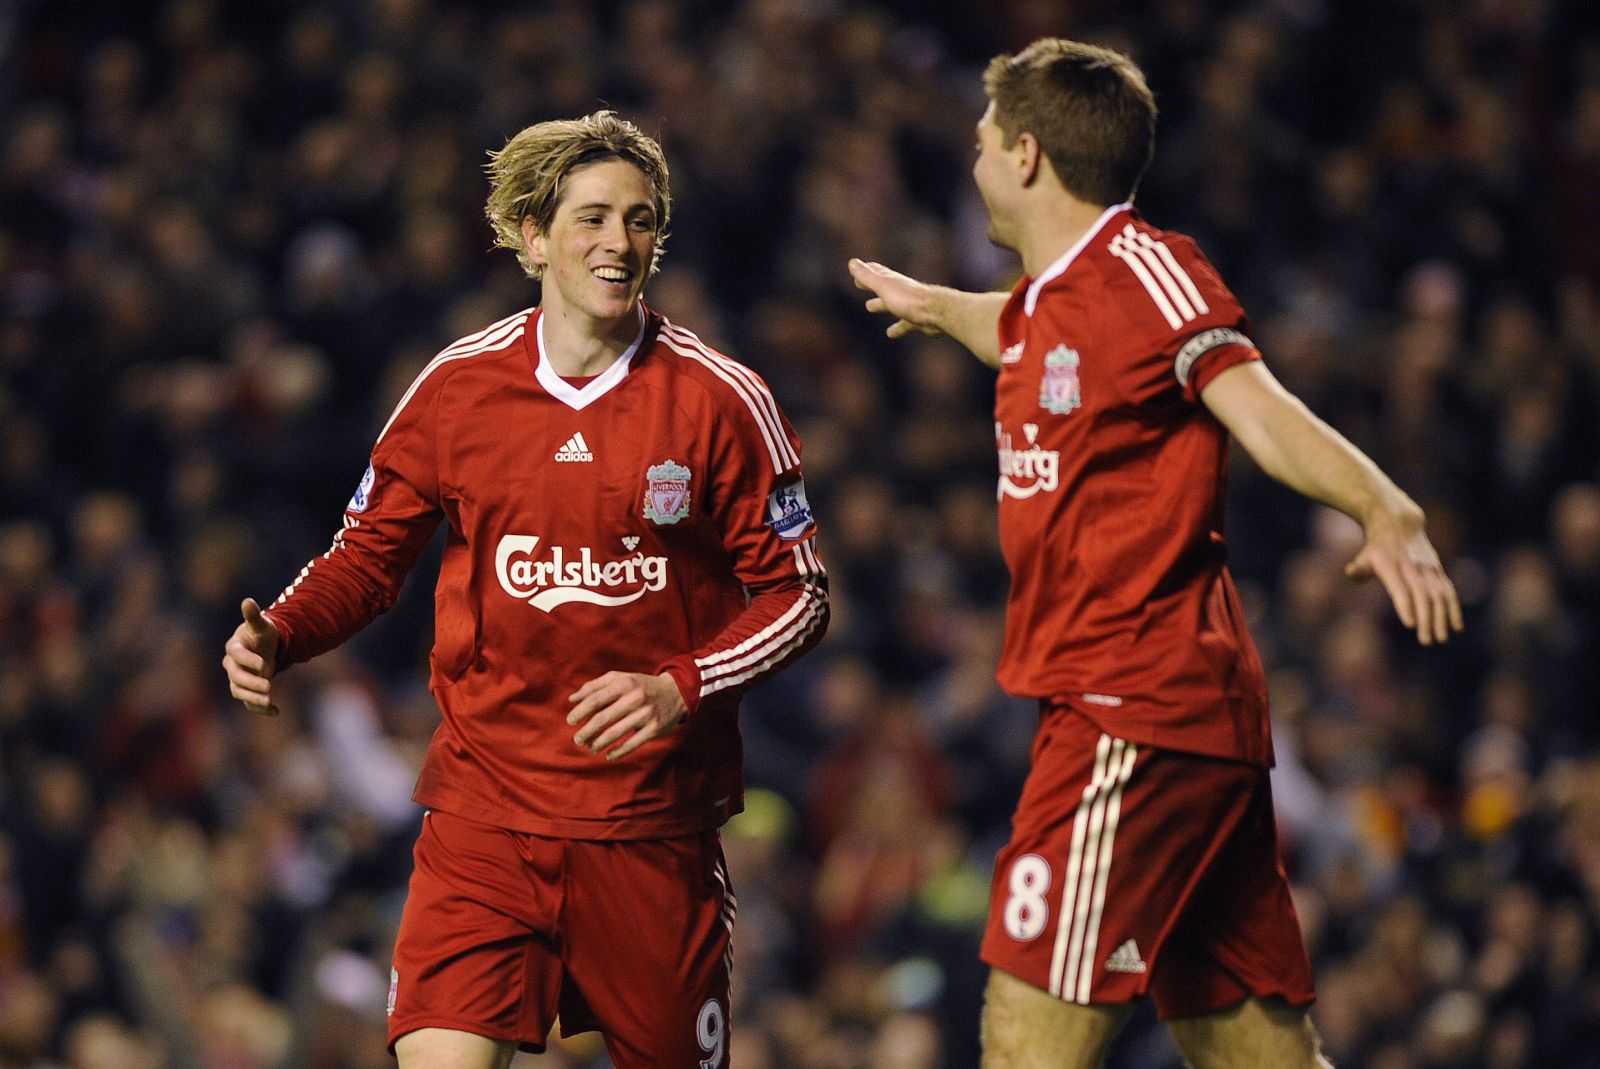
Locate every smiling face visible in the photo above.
<box><xmin>522</xmin><ymin>158</ymin><xmax>659</xmax><ymax>329</ymax></box>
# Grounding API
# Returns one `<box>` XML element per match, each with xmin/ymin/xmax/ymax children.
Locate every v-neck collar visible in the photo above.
<box><xmin>533</xmin><ymin>304</ymin><xmax>648</xmax><ymax>410</ymax></box>
<box><xmin>1023</xmin><ymin>202</ymin><xmax>1133</xmax><ymax>316</ymax></box>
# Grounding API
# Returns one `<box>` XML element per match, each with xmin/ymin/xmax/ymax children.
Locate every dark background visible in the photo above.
<box><xmin>3</xmin><ymin>1</ymin><xmax>1600</xmax><ymax>1066</ymax></box>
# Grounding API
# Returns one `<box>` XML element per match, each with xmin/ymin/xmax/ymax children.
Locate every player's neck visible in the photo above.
<box><xmin>1017</xmin><ymin>196</ymin><xmax>1119</xmax><ymax>279</ymax></box>
<box><xmin>539</xmin><ymin>300</ymin><xmax>641</xmax><ymax>376</ymax></box>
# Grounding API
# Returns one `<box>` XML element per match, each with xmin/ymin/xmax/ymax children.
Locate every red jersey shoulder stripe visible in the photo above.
<box><xmin>440</xmin><ymin>306</ymin><xmax>533</xmax><ymax>356</ymax></box>
<box><xmin>374</xmin><ymin>309</ymin><xmax>531</xmax><ymax>446</ymax></box>
<box><xmin>1107</xmin><ymin>223</ymin><xmax>1209</xmax><ymax>330</ymax></box>
<box><xmin>657</xmin><ymin>322</ymin><xmax>800</xmax><ymax>474</ymax></box>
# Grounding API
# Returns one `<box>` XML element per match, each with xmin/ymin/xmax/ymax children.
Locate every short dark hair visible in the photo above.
<box><xmin>983</xmin><ymin>38</ymin><xmax>1157</xmax><ymax>207</ymax></box>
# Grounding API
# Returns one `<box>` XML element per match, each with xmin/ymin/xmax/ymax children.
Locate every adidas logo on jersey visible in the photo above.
<box><xmin>1104</xmin><ymin>940</ymin><xmax>1146</xmax><ymax>974</ymax></box>
<box><xmin>554</xmin><ymin>432</ymin><xmax>594</xmax><ymax>462</ymax></box>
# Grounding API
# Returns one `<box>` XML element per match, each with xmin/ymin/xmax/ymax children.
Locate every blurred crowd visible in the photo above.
<box><xmin>3</xmin><ymin>0</ymin><xmax>1600</xmax><ymax>1067</ymax></box>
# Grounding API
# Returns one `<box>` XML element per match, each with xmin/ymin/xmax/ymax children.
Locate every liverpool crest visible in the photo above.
<box><xmin>1039</xmin><ymin>345</ymin><xmax>1082</xmax><ymax>414</ymax></box>
<box><xmin>643</xmin><ymin>460</ymin><xmax>692</xmax><ymax>525</ymax></box>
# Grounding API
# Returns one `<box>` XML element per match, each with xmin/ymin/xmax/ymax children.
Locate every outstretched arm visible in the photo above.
<box><xmin>1202</xmin><ymin>361</ymin><xmax>1464</xmax><ymax>645</ymax></box>
<box><xmin>848</xmin><ymin>258</ymin><xmax>1009</xmax><ymax>368</ymax></box>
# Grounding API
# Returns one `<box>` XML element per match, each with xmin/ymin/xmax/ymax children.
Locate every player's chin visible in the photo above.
<box><xmin>591</xmin><ymin>293</ymin><xmax>640</xmax><ymax>322</ymax></box>
<box><xmin>588</xmin><ymin>277</ymin><xmax>641</xmax><ymax>311</ymax></box>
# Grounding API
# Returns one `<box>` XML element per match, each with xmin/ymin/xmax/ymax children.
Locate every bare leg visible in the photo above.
<box><xmin>980</xmin><ymin>968</ymin><xmax>1132</xmax><ymax>1069</ymax></box>
<box><xmin>394</xmin><ymin>1027</ymin><xmax>518</xmax><ymax>1069</ymax></box>
<box><xmin>1168</xmin><ymin>998</ymin><xmax>1333</xmax><ymax>1069</ymax></box>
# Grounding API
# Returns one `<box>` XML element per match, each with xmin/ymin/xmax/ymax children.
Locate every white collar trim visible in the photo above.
<box><xmin>534</xmin><ymin>304</ymin><xmax>647</xmax><ymax>410</ymax></box>
<box><xmin>1023</xmin><ymin>202</ymin><xmax>1133</xmax><ymax>316</ymax></box>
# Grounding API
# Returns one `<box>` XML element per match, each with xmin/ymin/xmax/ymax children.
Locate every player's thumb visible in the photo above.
<box><xmin>1344</xmin><ymin>552</ymin><xmax>1374</xmax><ymax>581</ymax></box>
<box><xmin>241</xmin><ymin>597</ymin><xmax>273</xmax><ymax>635</ymax></box>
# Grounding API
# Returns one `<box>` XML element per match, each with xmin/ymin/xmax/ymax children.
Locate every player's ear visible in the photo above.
<box><xmin>1016</xmin><ymin>131</ymin><xmax>1043</xmax><ymax>186</ymax></box>
<box><xmin>521</xmin><ymin>215</ymin><xmax>547</xmax><ymax>270</ymax></box>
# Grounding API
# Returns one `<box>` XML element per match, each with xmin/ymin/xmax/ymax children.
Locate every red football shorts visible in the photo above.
<box><xmin>980</xmin><ymin>704</ymin><xmax>1314</xmax><ymax>1019</ymax></box>
<box><xmin>387</xmin><ymin>809</ymin><xmax>735</xmax><ymax>1068</ymax></box>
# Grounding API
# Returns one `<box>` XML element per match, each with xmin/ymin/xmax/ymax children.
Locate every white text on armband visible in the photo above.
<box><xmin>1174</xmin><ymin>328</ymin><xmax>1252</xmax><ymax>389</ymax></box>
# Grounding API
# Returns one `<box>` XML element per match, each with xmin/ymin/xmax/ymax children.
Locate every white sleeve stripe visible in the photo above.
<box><xmin>1126</xmin><ymin>238</ymin><xmax>1198</xmax><ymax>322</ymax></box>
<box><xmin>660</xmin><ymin>324</ymin><xmax>800</xmax><ymax>470</ymax></box>
<box><xmin>272</xmin><ymin>514</ymin><xmax>363</xmax><ymax>606</ymax></box>
<box><xmin>701</xmin><ymin>617</ymin><xmax>825</xmax><ymax>695</ymax></box>
<box><xmin>660</xmin><ymin>323</ymin><xmax>799</xmax><ymax>470</ymax></box>
<box><xmin>698</xmin><ymin>591</ymin><xmax>825</xmax><ymax>683</ymax></box>
<box><xmin>658</xmin><ymin>335</ymin><xmax>785</xmax><ymax>472</ymax></box>
<box><xmin>660</xmin><ymin>323</ymin><xmax>796</xmax><ymax>467</ymax></box>
<box><xmin>793</xmin><ymin>542</ymin><xmax>826</xmax><ymax>579</ymax></box>
<box><xmin>439</xmin><ymin>307</ymin><xmax>532</xmax><ymax>356</ymax></box>
<box><xmin>273</xmin><ymin>561</ymin><xmax>313</xmax><ymax>606</ymax></box>
<box><xmin>699</xmin><ymin>600</ymin><xmax>824</xmax><ymax>685</ymax></box>
<box><xmin>700</xmin><ymin>600</ymin><xmax>827</xmax><ymax>696</ymax></box>
<box><xmin>375</xmin><ymin>320</ymin><xmax>526</xmax><ymax>446</ymax></box>
<box><xmin>435</xmin><ymin>313</ymin><xmax>526</xmax><ymax>365</ymax></box>
<box><xmin>696</xmin><ymin>584</ymin><xmax>823</xmax><ymax>671</ymax></box>
<box><xmin>1139</xmin><ymin>233</ymin><xmax>1208</xmax><ymax>313</ymax></box>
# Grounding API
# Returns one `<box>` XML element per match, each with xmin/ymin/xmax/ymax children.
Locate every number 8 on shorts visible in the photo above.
<box><xmin>1003</xmin><ymin>853</ymin><xmax>1052</xmax><ymax>941</ymax></box>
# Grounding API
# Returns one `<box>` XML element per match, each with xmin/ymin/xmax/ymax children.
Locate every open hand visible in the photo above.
<box><xmin>1345</xmin><ymin>514</ymin><xmax>1464</xmax><ymax>646</ymax></box>
<box><xmin>848</xmin><ymin>258</ymin><xmax>944</xmax><ymax>339</ymax></box>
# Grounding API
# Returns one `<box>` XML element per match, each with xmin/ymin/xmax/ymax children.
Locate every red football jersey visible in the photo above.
<box><xmin>993</xmin><ymin>205</ymin><xmax>1271</xmax><ymax>765</ymax></box>
<box><xmin>265</xmin><ymin>304</ymin><xmax>829</xmax><ymax>837</ymax></box>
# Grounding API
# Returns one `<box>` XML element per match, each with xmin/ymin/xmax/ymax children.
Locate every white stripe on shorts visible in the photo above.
<box><xmin>1048</xmin><ymin>733</ymin><xmax>1138</xmax><ymax>1001</ymax></box>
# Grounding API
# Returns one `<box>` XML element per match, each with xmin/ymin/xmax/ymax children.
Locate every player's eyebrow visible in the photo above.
<box><xmin>569</xmin><ymin>201</ymin><xmax>654</xmax><ymax>214</ymax></box>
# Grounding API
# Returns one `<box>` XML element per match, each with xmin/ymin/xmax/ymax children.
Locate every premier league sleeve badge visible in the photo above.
<box><xmin>347</xmin><ymin>463</ymin><xmax>376</xmax><ymax>513</ymax></box>
<box><xmin>764</xmin><ymin>479</ymin><xmax>815</xmax><ymax>540</ymax></box>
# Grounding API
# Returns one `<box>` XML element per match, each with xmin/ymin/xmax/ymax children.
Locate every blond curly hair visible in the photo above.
<box><xmin>485</xmin><ymin>111</ymin><xmax>672</xmax><ymax>280</ymax></box>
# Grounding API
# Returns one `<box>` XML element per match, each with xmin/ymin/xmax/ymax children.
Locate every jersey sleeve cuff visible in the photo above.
<box><xmin>656</xmin><ymin>656</ymin><xmax>704</xmax><ymax>717</ymax></box>
<box><xmin>1178</xmin><ymin>328</ymin><xmax>1260</xmax><ymax>404</ymax></box>
<box><xmin>261</xmin><ymin>609</ymin><xmax>297</xmax><ymax>669</ymax></box>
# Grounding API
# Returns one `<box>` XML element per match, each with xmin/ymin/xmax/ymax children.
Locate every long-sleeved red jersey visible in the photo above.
<box><xmin>993</xmin><ymin>205</ymin><xmax>1271</xmax><ymax>766</ymax></box>
<box><xmin>266</xmin><ymin>304</ymin><xmax>828</xmax><ymax>837</ymax></box>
